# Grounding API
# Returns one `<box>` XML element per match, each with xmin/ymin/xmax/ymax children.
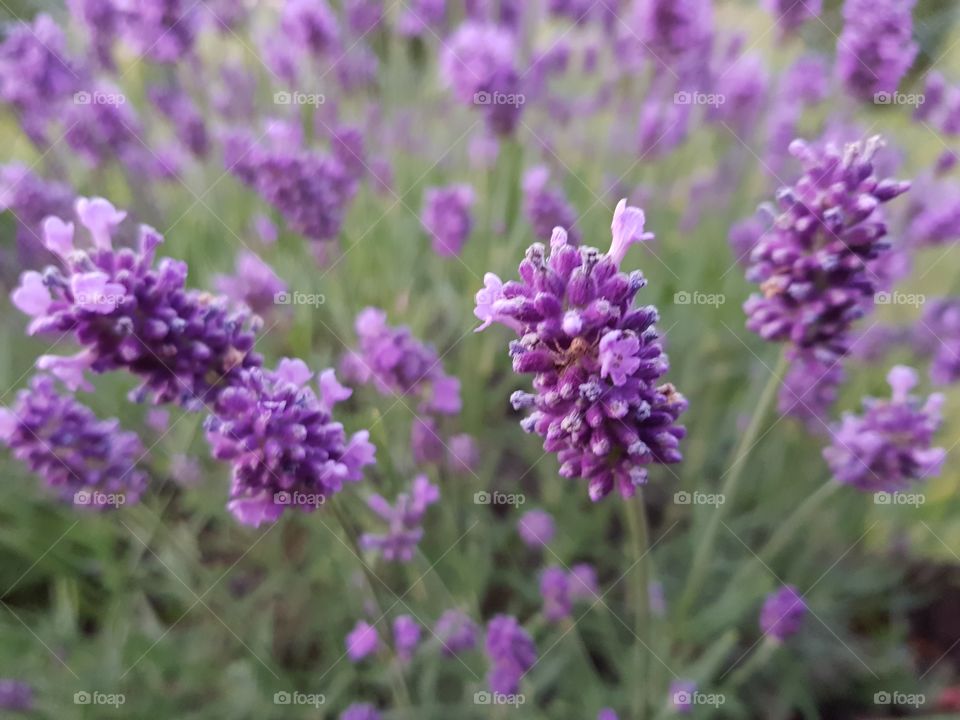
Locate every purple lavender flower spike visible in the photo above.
<box><xmin>518</xmin><ymin>508</ymin><xmax>555</xmax><ymax>548</ymax></box>
<box><xmin>669</xmin><ymin>679</ymin><xmax>697</xmax><ymax>714</ymax></box>
<box><xmin>917</xmin><ymin>299</ymin><xmax>960</xmax><ymax>384</ymax></box>
<box><xmin>213</xmin><ymin>251</ymin><xmax>287</xmax><ymax>318</ymax></box>
<box><xmin>359</xmin><ymin>475</ymin><xmax>439</xmax><ymax>562</ymax></box>
<box><xmin>837</xmin><ymin>0</ymin><xmax>917</xmax><ymax>102</ymax></box>
<box><xmin>475</xmin><ymin>202</ymin><xmax>687</xmax><ymax>501</ymax></box>
<box><xmin>341</xmin><ymin>704</ymin><xmax>381</xmax><ymax>720</ymax></box>
<box><xmin>523</xmin><ymin>167</ymin><xmax>580</xmax><ymax>244</ymax></box>
<box><xmin>762</xmin><ymin>0</ymin><xmax>822</xmax><ymax>37</ymax></box>
<box><xmin>435</xmin><ymin>609</ymin><xmax>478</xmax><ymax>656</ymax></box>
<box><xmin>0</xmin><ymin>375</ymin><xmax>148</xmax><ymax>507</ymax></box>
<box><xmin>541</xmin><ymin>566</ymin><xmax>572</xmax><ymax>621</ymax></box>
<box><xmin>759</xmin><ymin>584</ymin><xmax>807</xmax><ymax>641</ymax></box>
<box><xmin>422</xmin><ymin>185</ymin><xmax>475</xmax><ymax>257</ymax></box>
<box><xmin>10</xmin><ymin>198</ymin><xmax>263</xmax><ymax>408</ymax></box>
<box><xmin>399</xmin><ymin>0</ymin><xmax>447</xmax><ymax>37</ymax></box>
<box><xmin>393</xmin><ymin>615</ymin><xmax>422</xmax><ymax>661</ymax></box>
<box><xmin>205</xmin><ymin>361</ymin><xmax>374</xmax><ymax>527</ymax></box>
<box><xmin>282</xmin><ymin>0</ymin><xmax>340</xmax><ymax>58</ymax></box>
<box><xmin>0</xmin><ymin>680</ymin><xmax>33</xmax><ymax>712</ymax></box>
<box><xmin>823</xmin><ymin>366</ymin><xmax>945</xmax><ymax>493</ymax></box>
<box><xmin>597</xmin><ymin>710</ymin><xmax>618</xmax><ymax>720</ymax></box>
<box><xmin>0</xmin><ymin>164</ymin><xmax>74</xmax><ymax>273</ymax></box>
<box><xmin>118</xmin><ymin>0</ymin><xmax>199</xmax><ymax>63</ymax></box>
<box><xmin>447</xmin><ymin>433</ymin><xmax>479</xmax><ymax>474</ymax></box>
<box><xmin>148</xmin><ymin>85</ymin><xmax>209</xmax><ymax>158</ymax></box>
<box><xmin>569</xmin><ymin>563</ymin><xmax>599</xmax><ymax>601</ymax></box>
<box><xmin>440</xmin><ymin>23</ymin><xmax>516</xmax><ymax>105</ymax></box>
<box><xmin>411</xmin><ymin>417</ymin><xmax>444</xmax><ymax>465</ymax></box>
<box><xmin>630</xmin><ymin>0</ymin><xmax>714</xmax><ymax>79</ymax></box>
<box><xmin>346</xmin><ymin>620</ymin><xmax>380</xmax><ymax>661</ymax></box>
<box><xmin>777</xmin><ymin>351</ymin><xmax>845</xmax><ymax>430</ymax></box>
<box><xmin>485</xmin><ymin>615</ymin><xmax>537</xmax><ymax>695</ymax></box>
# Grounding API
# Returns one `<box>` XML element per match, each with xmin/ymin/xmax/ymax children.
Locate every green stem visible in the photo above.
<box><xmin>624</xmin><ymin>493</ymin><xmax>650</xmax><ymax>720</ymax></box>
<box><xmin>329</xmin><ymin>500</ymin><xmax>412</xmax><ymax>708</ymax></box>
<box><xmin>677</xmin><ymin>351</ymin><xmax>788</xmax><ymax>619</ymax></box>
<box><xmin>725</xmin><ymin>637</ymin><xmax>778</xmax><ymax>691</ymax></box>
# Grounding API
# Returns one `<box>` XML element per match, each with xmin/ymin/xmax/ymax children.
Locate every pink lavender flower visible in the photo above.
<box><xmin>485</xmin><ymin>615</ymin><xmax>537</xmax><ymax>695</ymax></box>
<box><xmin>476</xmin><ymin>202</ymin><xmax>687</xmax><ymax>501</ymax></box>
<box><xmin>759</xmin><ymin>585</ymin><xmax>807</xmax><ymax>641</ymax></box>
<box><xmin>346</xmin><ymin>620</ymin><xmax>380</xmax><ymax>661</ymax></box>
<box><xmin>205</xmin><ymin>361</ymin><xmax>374</xmax><ymax>527</ymax></box>
<box><xmin>342</xmin><ymin>308</ymin><xmax>461</xmax><ymax>415</ymax></box>
<box><xmin>421</xmin><ymin>185</ymin><xmax>475</xmax><ymax>257</ymax></box>
<box><xmin>281</xmin><ymin>0</ymin><xmax>340</xmax><ymax>58</ymax></box>
<box><xmin>213</xmin><ymin>250</ymin><xmax>287</xmax><ymax>318</ymax></box>
<box><xmin>359</xmin><ymin>475</ymin><xmax>439</xmax><ymax>562</ymax></box>
<box><xmin>823</xmin><ymin>366</ymin><xmax>945</xmax><ymax>492</ymax></box>
<box><xmin>0</xmin><ymin>375</ymin><xmax>148</xmax><ymax>506</ymax></box>
<box><xmin>393</xmin><ymin>615</ymin><xmax>422</xmax><ymax>660</ymax></box>
<box><xmin>447</xmin><ymin>433</ymin><xmax>479</xmax><ymax>474</ymax></box>
<box><xmin>518</xmin><ymin>509</ymin><xmax>555</xmax><ymax>548</ymax></box>
<box><xmin>0</xmin><ymin>680</ymin><xmax>32</xmax><ymax>712</ymax></box>
<box><xmin>440</xmin><ymin>23</ymin><xmax>515</xmax><ymax>105</ymax></box>
<box><xmin>398</xmin><ymin>0</ymin><xmax>446</xmax><ymax>36</ymax></box>
<box><xmin>435</xmin><ymin>609</ymin><xmax>479</xmax><ymax>656</ymax></box>
<box><xmin>11</xmin><ymin>198</ymin><xmax>263</xmax><ymax>407</ymax></box>
<box><xmin>341</xmin><ymin>704</ymin><xmax>380</xmax><ymax>720</ymax></box>
<box><xmin>762</xmin><ymin>0</ymin><xmax>822</xmax><ymax>37</ymax></box>
<box><xmin>837</xmin><ymin>0</ymin><xmax>917</xmax><ymax>101</ymax></box>
<box><xmin>523</xmin><ymin>167</ymin><xmax>580</xmax><ymax>244</ymax></box>
<box><xmin>346</xmin><ymin>0</ymin><xmax>385</xmax><ymax>36</ymax></box>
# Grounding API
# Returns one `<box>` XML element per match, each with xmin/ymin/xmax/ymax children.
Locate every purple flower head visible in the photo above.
<box><xmin>907</xmin><ymin>180</ymin><xmax>960</xmax><ymax>247</ymax></box>
<box><xmin>346</xmin><ymin>0</ymin><xmax>385</xmax><ymax>36</ymax></box>
<box><xmin>777</xmin><ymin>351</ymin><xmax>845</xmax><ymax>428</ymax></box>
<box><xmin>205</xmin><ymin>362</ymin><xmax>374</xmax><ymax>527</ymax></box>
<box><xmin>411</xmin><ymin>417</ymin><xmax>444</xmax><ymax>465</ymax></box>
<box><xmin>670</xmin><ymin>679</ymin><xmax>697</xmax><ymax>714</ymax></box>
<box><xmin>0</xmin><ymin>375</ymin><xmax>148</xmax><ymax>506</ymax></box>
<box><xmin>837</xmin><ymin>0</ymin><xmax>917</xmax><ymax>101</ymax></box>
<box><xmin>917</xmin><ymin>299</ymin><xmax>960</xmax><ymax>384</ymax></box>
<box><xmin>597</xmin><ymin>710</ymin><xmax>618</xmax><ymax>720</ymax></box>
<box><xmin>517</xmin><ymin>508</ymin><xmax>555</xmax><ymax>547</ymax></box>
<box><xmin>11</xmin><ymin>199</ymin><xmax>264</xmax><ymax>408</ymax></box>
<box><xmin>341</xmin><ymin>704</ymin><xmax>381</xmax><ymax>720</ymax></box>
<box><xmin>422</xmin><ymin>185</ymin><xmax>475</xmax><ymax>257</ymax></box>
<box><xmin>68</xmin><ymin>0</ymin><xmax>122</xmax><ymax>68</ymax></box>
<box><xmin>213</xmin><ymin>250</ymin><xmax>287</xmax><ymax>318</ymax></box>
<box><xmin>759</xmin><ymin>584</ymin><xmax>807</xmax><ymax>641</ymax></box>
<box><xmin>743</xmin><ymin>136</ymin><xmax>910</xmax><ymax>361</ymax></box>
<box><xmin>0</xmin><ymin>164</ymin><xmax>74</xmax><ymax>272</ymax></box>
<box><xmin>440</xmin><ymin>23</ymin><xmax>516</xmax><ymax>105</ymax></box>
<box><xmin>398</xmin><ymin>0</ymin><xmax>446</xmax><ymax>37</ymax></box>
<box><xmin>447</xmin><ymin>433</ymin><xmax>479</xmax><ymax>474</ymax></box>
<box><xmin>282</xmin><ymin>0</ymin><xmax>340</xmax><ymax>58</ymax></box>
<box><xmin>346</xmin><ymin>620</ymin><xmax>380</xmax><ymax>661</ymax></box>
<box><xmin>523</xmin><ymin>167</ymin><xmax>580</xmax><ymax>244</ymax></box>
<box><xmin>148</xmin><ymin>85</ymin><xmax>209</xmax><ymax>158</ymax></box>
<box><xmin>342</xmin><ymin>308</ymin><xmax>462</xmax><ymax>415</ymax></box>
<box><xmin>541</xmin><ymin>566</ymin><xmax>572</xmax><ymax>621</ymax></box>
<box><xmin>393</xmin><ymin>615</ymin><xmax>422</xmax><ymax>660</ymax></box>
<box><xmin>359</xmin><ymin>475</ymin><xmax>439</xmax><ymax>562</ymax></box>
<box><xmin>630</xmin><ymin>0</ymin><xmax>714</xmax><ymax>79</ymax></box>
<box><xmin>118</xmin><ymin>0</ymin><xmax>199</xmax><ymax>63</ymax></box>
<box><xmin>728</xmin><ymin>215</ymin><xmax>766</xmax><ymax>267</ymax></box>
<box><xmin>475</xmin><ymin>203</ymin><xmax>686</xmax><ymax>501</ymax></box>
<box><xmin>707</xmin><ymin>54</ymin><xmax>768</xmax><ymax>133</ymax></box>
<box><xmin>823</xmin><ymin>366</ymin><xmax>945</xmax><ymax>492</ymax></box>
<box><xmin>762</xmin><ymin>0</ymin><xmax>822</xmax><ymax>37</ymax></box>
<box><xmin>0</xmin><ymin>680</ymin><xmax>33</xmax><ymax>712</ymax></box>
<box><xmin>570</xmin><ymin>563</ymin><xmax>599</xmax><ymax>601</ymax></box>
<box><xmin>435</xmin><ymin>609</ymin><xmax>478</xmax><ymax>656</ymax></box>
<box><xmin>485</xmin><ymin>615</ymin><xmax>537</xmax><ymax>695</ymax></box>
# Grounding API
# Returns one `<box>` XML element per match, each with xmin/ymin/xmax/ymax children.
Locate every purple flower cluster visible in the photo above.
<box><xmin>540</xmin><ymin>563</ymin><xmax>599</xmax><ymax>621</ymax></box>
<box><xmin>523</xmin><ymin>166</ymin><xmax>580</xmax><ymax>244</ymax></box>
<box><xmin>0</xmin><ymin>375</ymin><xmax>148</xmax><ymax>506</ymax></box>
<box><xmin>434</xmin><ymin>609</ymin><xmax>479</xmax><ymax>656</ymax></box>
<box><xmin>0</xmin><ymin>680</ymin><xmax>33</xmax><ymax>712</ymax></box>
<box><xmin>118</xmin><ymin>0</ymin><xmax>199</xmax><ymax>63</ymax></box>
<box><xmin>213</xmin><ymin>250</ymin><xmax>287</xmax><ymax>319</ymax></box>
<box><xmin>476</xmin><ymin>201</ymin><xmax>687</xmax><ymax>501</ymax></box>
<box><xmin>0</xmin><ymin>164</ymin><xmax>73</xmax><ymax>272</ymax></box>
<box><xmin>205</xmin><ymin>360</ymin><xmax>375</xmax><ymax>527</ymax></box>
<box><xmin>518</xmin><ymin>508</ymin><xmax>556</xmax><ymax>548</ymax></box>
<box><xmin>393</xmin><ymin>615</ymin><xmax>422</xmax><ymax>660</ymax></box>
<box><xmin>485</xmin><ymin>615</ymin><xmax>537</xmax><ymax>694</ymax></box>
<box><xmin>837</xmin><ymin>0</ymin><xmax>917</xmax><ymax>101</ymax></box>
<box><xmin>917</xmin><ymin>299</ymin><xmax>960</xmax><ymax>385</ymax></box>
<box><xmin>11</xmin><ymin>198</ymin><xmax>262</xmax><ymax>407</ymax></box>
<box><xmin>148</xmin><ymin>85</ymin><xmax>209</xmax><ymax>158</ymax></box>
<box><xmin>759</xmin><ymin>585</ymin><xmax>807</xmax><ymax>641</ymax></box>
<box><xmin>346</xmin><ymin>620</ymin><xmax>380</xmax><ymax>661</ymax></box>
<box><xmin>341</xmin><ymin>703</ymin><xmax>381</xmax><ymax>720</ymax></box>
<box><xmin>421</xmin><ymin>185</ymin><xmax>475</xmax><ymax>257</ymax></box>
<box><xmin>359</xmin><ymin>475</ymin><xmax>439</xmax><ymax>562</ymax></box>
<box><xmin>823</xmin><ymin>366</ymin><xmax>945</xmax><ymax>492</ymax></box>
<box><xmin>282</xmin><ymin>0</ymin><xmax>340</xmax><ymax>59</ymax></box>
<box><xmin>762</xmin><ymin>0</ymin><xmax>822</xmax><ymax>37</ymax></box>
<box><xmin>630</xmin><ymin>0</ymin><xmax>714</xmax><ymax>79</ymax></box>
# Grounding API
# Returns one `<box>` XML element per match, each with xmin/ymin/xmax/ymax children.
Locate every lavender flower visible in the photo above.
<box><xmin>777</xmin><ymin>352</ymin><xmax>845</xmax><ymax>429</ymax></box>
<box><xmin>359</xmin><ymin>475</ymin><xmax>439</xmax><ymax>562</ymax></box>
<box><xmin>823</xmin><ymin>366</ymin><xmax>945</xmax><ymax>492</ymax></box>
<box><xmin>541</xmin><ymin>566</ymin><xmax>572</xmax><ymax>621</ymax></box>
<box><xmin>837</xmin><ymin>0</ymin><xmax>917</xmax><ymax>101</ymax></box>
<box><xmin>68</xmin><ymin>0</ymin><xmax>122</xmax><ymax>68</ymax></box>
<box><xmin>762</xmin><ymin>0</ymin><xmax>822</xmax><ymax>37</ymax></box>
<box><xmin>118</xmin><ymin>0</ymin><xmax>199</xmax><ymax>63</ymax></box>
<box><xmin>0</xmin><ymin>375</ymin><xmax>148</xmax><ymax>506</ymax></box>
<box><xmin>434</xmin><ymin>609</ymin><xmax>479</xmax><ymax>656</ymax></box>
<box><xmin>342</xmin><ymin>308</ymin><xmax>462</xmax><ymax>415</ymax></box>
<box><xmin>485</xmin><ymin>615</ymin><xmax>537</xmax><ymax>695</ymax></box>
<box><xmin>759</xmin><ymin>585</ymin><xmax>807</xmax><ymax>641</ymax></box>
<box><xmin>447</xmin><ymin>433</ymin><xmax>479</xmax><ymax>474</ymax></box>
<box><xmin>205</xmin><ymin>361</ymin><xmax>375</xmax><ymax>527</ymax></box>
<box><xmin>341</xmin><ymin>704</ymin><xmax>381</xmax><ymax>720</ymax></box>
<box><xmin>393</xmin><ymin>615</ymin><xmax>422</xmax><ymax>660</ymax></box>
<box><xmin>630</xmin><ymin>0</ymin><xmax>714</xmax><ymax>79</ymax></box>
<box><xmin>0</xmin><ymin>680</ymin><xmax>32</xmax><ymax>712</ymax></box>
<box><xmin>440</xmin><ymin>23</ymin><xmax>516</xmax><ymax>105</ymax></box>
<box><xmin>421</xmin><ymin>185</ymin><xmax>475</xmax><ymax>257</ymax></box>
<box><xmin>523</xmin><ymin>167</ymin><xmax>579</xmax><ymax>244</ymax></box>
<box><xmin>475</xmin><ymin>201</ymin><xmax>687</xmax><ymax>501</ymax></box>
<box><xmin>670</xmin><ymin>679</ymin><xmax>697</xmax><ymax>714</ymax></box>
<box><xmin>213</xmin><ymin>251</ymin><xmax>287</xmax><ymax>318</ymax></box>
<box><xmin>399</xmin><ymin>0</ymin><xmax>447</xmax><ymax>37</ymax></box>
<box><xmin>148</xmin><ymin>85</ymin><xmax>209</xmax><ymax>158</ymax></box>
<box><xmin>282</xmin><ymin>0</ymin><xmax>340</xmax><ymax>58</ymax></box>
<box><xmin>518</xmin><ymin>509</ymin><xmax>555</xmax><ymax>548</ymax></box>
<box><xmin>346</xmin><ymin>620</ymin><xmax>380</xmax><ymax>661</ymax></box>
<box><xmin>411</xmin><ymin>417</ymin><xmax>444</xmax><ymax>465</ymax></box>
<box><xmin>918</xmin><ymin>299</ymin><xmax>960</xmax><ymax>384</ymax></box>
<box><xmin>11</xmin><ymin>198</ymin><xmax>263</xmax><ymax>406</ymax></box>
<box><xmin>570</xmin><ymin>563</ymin><xmax>599</xmax><ymax>601</ymax></box>
<box><xmin>0</xmin><ymin>164</ymin><xmax>73</xmax><ymax>272</ymax></box>
<box><xmin>597</xmin><ymin>710</ymin><xmax>618</xmax><ymax>720</ymax></box>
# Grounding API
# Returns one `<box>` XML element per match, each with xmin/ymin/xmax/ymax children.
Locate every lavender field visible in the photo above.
<box><xmin>1</xmin><ymin>0</ymin><xmax>960</xmax><ymax>718</ymax></box>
